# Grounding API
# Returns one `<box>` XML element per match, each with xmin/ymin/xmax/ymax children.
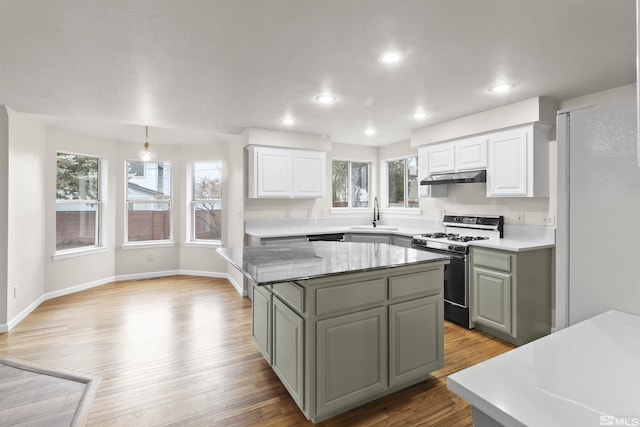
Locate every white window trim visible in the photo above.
<box><xmin>124</xmin><ymin>160</ymin><xmax>174</xmax><ymax>245</ymax></box>
<box><xmin>331</xmin><ymin>159</ymin><xmax>372</xmax><ymax>210</ymax></box>
<box><xmin>187</xmin><ymin>161</ymin><xmax>222</xmax><ymax>244</ymax></box>
<box><xmin>52</xmin><ymin>246</ymin><xmax>110</xmax><ymax>261</ymax></box>
<box><xmin>54</xmin><ymin>152</ymin><xmax>105</xmax><ymax>258</ymax></box>
<box><xmin>380</xmin><ymin>155</ymin><xmax>420</xmax><ymax>211</ymax></box>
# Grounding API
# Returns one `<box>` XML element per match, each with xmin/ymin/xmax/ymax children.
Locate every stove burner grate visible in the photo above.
<box><xmin>421</xmin><ymin>232</ymin><xmax>459</xmax><ymax>238</ymax></box>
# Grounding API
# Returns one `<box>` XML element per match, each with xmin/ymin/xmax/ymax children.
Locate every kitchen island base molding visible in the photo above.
<box><xmin>252</xmin><ymin>261</ymin><xmax>448</xmax><ymax>423</ymax></box>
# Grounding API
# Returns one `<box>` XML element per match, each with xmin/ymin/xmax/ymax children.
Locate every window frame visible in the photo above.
<box><xmin>124</xmin><ymin>160</ymin><xmax>174</xmax><ymax>247</ymax></box>
<box><xmin>382</xmin><ymin>155</ymin><xmax>421</xmax><ymax>213</ymax></box>
<box><xmin>187</xmin><ymin>161</ymin><xmax>222</xmax><ymax>245</ymax></box>
<box><xmin>54</xmin><ymin>151</ymin><xmax>105</xmax><ymax>258</ymax></box>
<box><xmin>331</xmin><ymin>159</ymin><xmax>372</xmax><ymax>211</ymax></box>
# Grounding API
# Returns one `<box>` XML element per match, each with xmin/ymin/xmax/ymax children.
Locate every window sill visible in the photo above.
<box><xmin>380</xmin><ymin>208</ymin><xmax>422</xmax><ymax>215</ymax></box>
<box><xmin>52</xmin><ymin>246</ymin><xmax>110</xmax><ymax>261</ymax></box>
<box><xmin>184</xmin><ymin>241</ymin><xmax>222</xmax><ymax>248</ymax></box>
<box><xmin>121</xmin><ymin>241</ymin><xmax>176</xmax><ymax>250</ymax></box>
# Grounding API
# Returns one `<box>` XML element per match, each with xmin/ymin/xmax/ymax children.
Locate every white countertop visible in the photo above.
<box><xmin>245</xmin><ymin>219</ymin><xmax>555</xmax><ymax>252</ymax></box>
<box><xmin>448</xmin><ymin>310</ymin><xmax>640</xmax><ymax>427</ymax></box>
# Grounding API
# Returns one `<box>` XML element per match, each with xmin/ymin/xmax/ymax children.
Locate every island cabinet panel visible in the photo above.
<box><xmin>389</xmin><ymin>269</ymin><xmax>442</xmax><ymax>300</ymax></box>
<box><xmin>389</xmin><ymin>295</ymin><xmax>443</xmax><ymax>387</ymax></box>
<box><xmin>252</xmin><ymin>284</ymin><xmax>272</xmax><ymax>363</ymax></box>
<box><xmin>245</xmin><ymin>260</ymin><xmax>448</xmax><ymax>423</ymax></box>
<box><xmin>272</xmin><ymin>296</ymin><xmax>305</xmax><ymax>408</ymax></box>
<box><xmin>316</xmin><ymin>307</ymin><xmax>387</xmax><ymax>418</ymax></box>
<box><xmin>272</xmin><ymin>282</ymin><xmax>305</xmax><ymax>313</ymax></box>
<box><xmin>315</xmin><ymin>279</ymin><xmax>386</xmax><ymax>316</ymax></box>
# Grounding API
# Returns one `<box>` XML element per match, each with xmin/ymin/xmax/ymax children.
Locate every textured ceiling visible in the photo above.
<box><xmin>0</xmin><ymin>0</ymin><xmax>636</xmax><ymax>146</ymax></box>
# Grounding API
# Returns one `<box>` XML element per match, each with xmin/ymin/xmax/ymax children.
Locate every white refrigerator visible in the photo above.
<box><xmin>556</xmin><ymin>99</ymin><xmax>640</xmax><ymax>328</ymax></box>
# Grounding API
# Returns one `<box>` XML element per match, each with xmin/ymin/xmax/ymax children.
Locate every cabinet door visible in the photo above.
<box><xmin>272</xmin><ymin>297</ymin><xmax>304</xmax><ymax>407</ymax></box>
<box><xmin>418</xmin><ymin>147</ymin><xmax>447</xmax><ymax>198</ymax></box>
<box><xmin>455</xmin><ymin>137</ymin><xmax>487</xmax><ymax>171</ymax></box>
<box><xmin>293</xmin><ymin>150</ymin><xmax>325</xmax><ymax>197</ymax></box>
<box><xmin>486</xmin><ymin>128</ymin><xmax>529</xmax><ymax>197</ymax></box>
<box><xmin>389</xmin><ymin>296</ymin><xmax>443</xmax><ymax>387</ymax></box>
<box><xmin>252</xmin><ymin>284</ymin><xmax>272</xmax><ymax>363</ymax></box>
<box><xmin>391</xmin><ymin>235</ymin><xmax>412</xmax><ymax>248</ymax></box>
<box><xmin>349</xmin><ymin>233</ymin><xmax>390</xmax><ymax>244</ymax></box>
<box><xmin>256</xmin><ymin>147</ymin><xmax>292</xmax><ymax>197</ymax></box>
<box><xmin>472</xmin><ymin>267</ymin><xmax>512</xmax><ymax>334</ymax></box>
<box><xmin>316</xmin><ymin>307</ymin><xmax>387</xmax><ymax>417</ymax></box>
<box><xmin>427</xmin><ymin>143</ymin><xmax>455</xmax><ymax>173</ymax></box>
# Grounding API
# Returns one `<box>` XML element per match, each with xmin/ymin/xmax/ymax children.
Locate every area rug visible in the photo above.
<box><xmin>0</xmin><ymin>356</ymin><xmax>100</xmax><ymax>427</ymax></box>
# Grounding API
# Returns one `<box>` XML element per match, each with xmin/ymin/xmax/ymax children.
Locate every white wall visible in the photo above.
<box><xmin>0</xmin><ymin>109</ymin><xmax>9</xmax><ymax>324</ymax></box>
<box><xmin>6</xmin><ymin>110</ymin><xmax>47</xmax><ymax>321</ymax></box>
<box><xmin>45</xmin><ymin>128</ymin><xmax>118</xmax><ymax>294</ymax></box>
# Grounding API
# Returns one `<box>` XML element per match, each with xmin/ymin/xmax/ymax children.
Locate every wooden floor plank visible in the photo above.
<box><xmin>0</xmin><ymin>276</ymin><xmax>514</xmax><ymax>426</ymax></box>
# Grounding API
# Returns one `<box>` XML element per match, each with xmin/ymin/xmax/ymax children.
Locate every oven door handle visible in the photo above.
<box><xmin>411</xmin><ymin>245</ymin><xmax>466</xmax><ymax>259</ymax></box>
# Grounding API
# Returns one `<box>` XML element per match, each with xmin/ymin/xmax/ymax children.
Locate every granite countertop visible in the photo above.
<box><xmin>448</xmin><ymin>310</ymin><xmax>640</xmax><ymax>427</ymax></box>
<box><xmin>217</xmin><ymin>241</ymin><xmax>450</xmax><ymax>285</ymax></box>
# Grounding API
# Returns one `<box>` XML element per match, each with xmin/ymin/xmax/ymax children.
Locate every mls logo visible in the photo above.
<box><xmin>601</xmin><ymin>416</ymin><xmax>615</xmax><ymax>426</ymax></box>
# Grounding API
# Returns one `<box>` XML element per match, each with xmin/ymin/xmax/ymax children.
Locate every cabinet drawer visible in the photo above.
<box><xmin>272</xmin><ymin>282</ymin><xmax>304</xmax><ymax>313</ymax></box>
<box><xmin>316</xmin><ymin>279</ymin><xmax>386</xmax><ymax>316</ymax></box>
<box><xmin>389</xmin><ymin>269</ymin><xmax>442</xmax><ymax>300</ymax></box>
<box><xmin>473</xmin><ymin>249</ymin><xmax>511</xmax><ymax>272</ymax></box>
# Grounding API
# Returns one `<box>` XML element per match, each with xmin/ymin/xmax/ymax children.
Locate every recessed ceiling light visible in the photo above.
<box><xmin>315</xmin><ymin>94</ymin><xmax>337</xmax><ymax>104</ymax></box>
<box><xmin>378</xmin><ymin>51</ymin><xmax>402</xmax><ymax>64</ymax></box>
<box><xmin>413</xmin><ymin>110</ymin><xmax>429</xmax><ymax>120</ymax></box>
<box><xmin>489</xmin><ymin>83</ymin><xmax>515</xmax><ymax>94</ymax></box>
<box><xmin>281</xmin><ymin>117</ymin><xmax>294</xmax><ymax>126</ymax></box>
<box><xmin>365</xmin><ymin>127</ymin><xmax>376</xmax><ymax>136</ymax></box>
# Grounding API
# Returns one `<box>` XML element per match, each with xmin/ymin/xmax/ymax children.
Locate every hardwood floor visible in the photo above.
<box><xmin>0</xmin><ymin>276</ymin><xmax>514</xmax><ymax>426</ymax></box>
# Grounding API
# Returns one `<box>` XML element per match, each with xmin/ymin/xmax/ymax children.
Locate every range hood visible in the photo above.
<box><xmin>420</xmin><ymin>169</ymin><xmax>486</xmax><ymax>185</ymax></box>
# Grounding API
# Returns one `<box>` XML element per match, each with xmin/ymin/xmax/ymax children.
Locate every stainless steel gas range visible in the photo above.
<box><xmin>412</xmin><ymin>214</ymin><xmax>504</xmax><ymax>328</ymax></box>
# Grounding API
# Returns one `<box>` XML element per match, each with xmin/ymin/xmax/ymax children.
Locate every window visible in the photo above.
<box><xmin>191</xmin><ymin>161</ymin><xmax>222</xmax><ymax>242</ymax></box>
<box><xmin>126</xmin><ymin>161</ymin><xmax>172</xmax><ymax>243</ymax></box>
<box><xmin>332</xmin><ymin>160</ymin><xmax>370</xmax><ymax>208</ymax></box>
<box><xmin>386</xmin><ymin>156</ymin><xmax>419</xmax><ymax>208</ymax></box>
<box><xmin>56</xmin><ymin>153</ymin><xmax>101</xmax><ymax>252</ymax></box>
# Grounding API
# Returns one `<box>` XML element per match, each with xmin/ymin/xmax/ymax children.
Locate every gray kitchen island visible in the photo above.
<box><xmin>217</xmin><ymin>241</ymin><xmax>450</xmax><ymax>423</ymax></box>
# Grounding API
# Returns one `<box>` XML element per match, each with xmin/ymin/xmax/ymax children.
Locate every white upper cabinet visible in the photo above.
<box><xmin>486</xmin><ymin>124</ymin><xmax>550</xmax><ymax>197</ymax></box>
<box><xmin>248</xmin><ymin>145</ymin><xmax>325</xmax><ymax>198</ymax></box>
<box><xmin>292</xmin><ymin>150</ymin><xmax>325</xmax><ymax>197</ymax></box>
<box><xmin>455</xmin><ymin>137</ymin><xmax>488</xmax><ymax>171</ymax></box>
<box><xmin>426</xmin><ymin>144</ymin><xmax>455</xmax><ymax>173</ymax></box>
<box><xmin>418</xmin><ymin>147</ymin><xmax>448</xmax><ymax>198</ymax></box>
<box><xmin>426</xmin><ymin>137</ymin><xmax>487</xmax><ymax>174</ymax></box>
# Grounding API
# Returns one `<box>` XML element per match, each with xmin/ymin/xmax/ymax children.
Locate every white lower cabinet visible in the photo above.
<box><xmin>250</xmin><ymin>262</ymin><xmax>447</xmax><ymax>423</ymax></box>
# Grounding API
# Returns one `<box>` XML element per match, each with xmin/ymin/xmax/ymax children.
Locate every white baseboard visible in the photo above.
<box><xmin>2</xmin><ymin>270</ymin><xmax>242</xmax><ymax>332</ymax></box>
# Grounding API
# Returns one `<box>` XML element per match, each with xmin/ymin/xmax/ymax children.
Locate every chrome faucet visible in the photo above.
<box><xmin>372</xmin><ymin>197</ymin><xmax>380</xmax><ymax>227</ymax></box>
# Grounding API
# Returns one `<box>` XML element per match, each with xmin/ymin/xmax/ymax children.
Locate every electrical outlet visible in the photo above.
<box><xmin>515</xmin><ymin>212</ymin><xmax>524</xmax><ymax>224</ymax></box>
<box><xmin>13</xmin><ymin>285</ymin><xmax>18</xmax><ymax>299</ymax></box>
<box><xmin>285</xmin><ymin>208</ymin><xmax>291</xmax><ymax>218</ymax></box>
<box><xmin>147</xmin><ymin>253</ymin><xmax>154</xmax><ymax>262</ymax></box>
<box><xmin>543</xmin><ymin>214</ymin><xmax>555</xmax><ymax>226</ymax></box>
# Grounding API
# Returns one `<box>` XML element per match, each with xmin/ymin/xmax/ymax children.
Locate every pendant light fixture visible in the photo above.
<box><xmin>142</xmin><ymin>126</ymin><xmax>151</xmax><ymax>161</ymax></box>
